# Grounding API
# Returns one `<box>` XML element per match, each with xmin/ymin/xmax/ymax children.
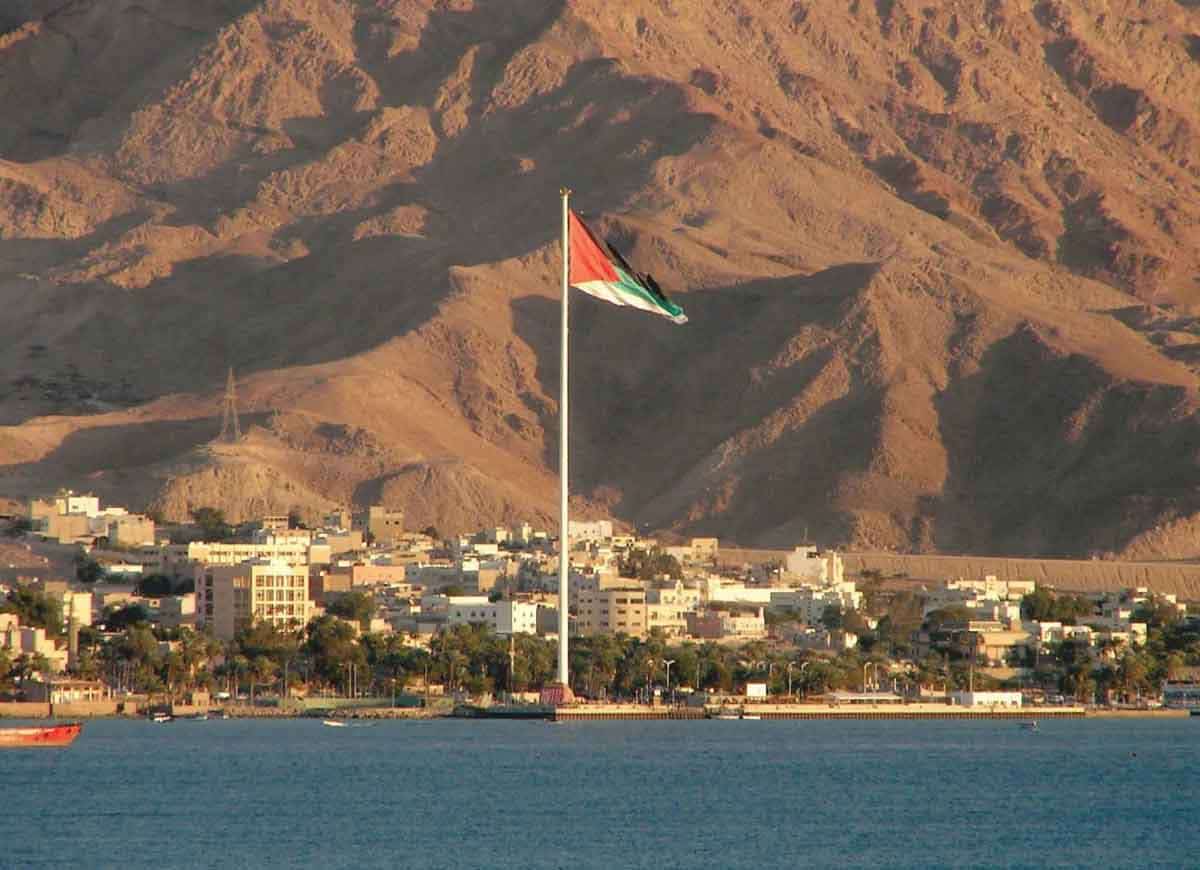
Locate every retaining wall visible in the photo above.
<box><xmin>0</xmin><ymin>702</ymin><xmax>50</xmax><ymax>718</ymax></box>
<box><xmin>718</xmin><ymin>549</ymin><xmax>1200</xmax><ymax>597</ymax></box>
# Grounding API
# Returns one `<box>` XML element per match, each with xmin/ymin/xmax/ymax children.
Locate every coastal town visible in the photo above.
<box><xmin>3</xmin><ymin>489</ymin><xmax>1199</xmax><ymax>721</ymax></box>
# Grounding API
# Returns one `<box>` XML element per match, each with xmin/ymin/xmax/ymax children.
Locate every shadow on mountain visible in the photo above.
<box><xmin>934</xmin><ymin>325</ymin><xmax>1200</xmax><ymax>556</ymax></box>
<box><xmin>0</xmin><ymin>414</ymin><xmax>273</xmax><ymax>491</ymax></box>
<box><xmin>510</xmin><ymin>262</ymin><xmax>883</xmax><ymax>534</ymax></box>
<box><xmin>0</xmin><ymin>0</ymin><xmax>719</xmax><ymax>430</ymax></box>
<box><xmin>0</xmin><ymin>1</ymin><xmax>264</xmax><ymax>162</ymax></box>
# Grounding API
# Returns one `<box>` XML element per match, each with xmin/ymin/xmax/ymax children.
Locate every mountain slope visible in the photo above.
<box><xmin>1</xmin><ymin>0</ymin><xmax>1199</xmax><ymax>556</ymax></box>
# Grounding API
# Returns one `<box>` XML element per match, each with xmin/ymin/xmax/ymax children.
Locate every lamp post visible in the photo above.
<box><xmin>787</xmin><ymin>662</ymin><xmax>796</xmax><ymax>699</ymax></box>
<box><xmin>663</xmin><ymin>659</ymin><xmax>675</xmax><ymax>705</ymax></box>
<box><xmin>645</xmin><ymin>658</ymin><xmax>655</xmax><ymax>705</ymax></box>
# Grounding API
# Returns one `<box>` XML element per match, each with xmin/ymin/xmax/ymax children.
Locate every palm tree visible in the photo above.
<box><xmin>250</xmin><ymin>656</ymin><xmax>276</xmax><ymax>705</ymax></box>
<box><xmin>230</xmin><ymin>654</ymin><xmax>250</xmax><ymax>703</ymax></box>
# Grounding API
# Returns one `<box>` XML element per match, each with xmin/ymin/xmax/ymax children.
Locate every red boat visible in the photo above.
<box><xmin>0</xmin><ymin>722</ymin><xmax>83</xmax><ymax>748</ymax></box>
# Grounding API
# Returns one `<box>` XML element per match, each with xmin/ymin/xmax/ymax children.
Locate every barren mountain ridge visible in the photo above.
<box><xmin>1</xmin><ymin>0</ymin><xmax>1200</xmax><ymax>557</ymax></box>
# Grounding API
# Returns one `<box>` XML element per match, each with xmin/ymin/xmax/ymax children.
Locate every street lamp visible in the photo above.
<box><xmin>663</xmin><ymin>659</ymin><xmax>675</xmax><ymax>704</ymax></box>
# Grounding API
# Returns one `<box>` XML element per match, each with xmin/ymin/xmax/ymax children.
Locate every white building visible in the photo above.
<box><xmin>0</xmin><ymin>614</ymin><xmax>68</xmax><ymax>672</ymax></box>
<box><xmin>769</xmin><ymin>582</ymin><xmax>863</xmax><ymax>624</ymax></box>
<box><xmin>950</xmin><ymin>690</ymin><xmax>1022</xmax><ymax>708</ymax></box>
<box><xmin>784</xmin><ymin>546</ymin><xmax>845</xmax><ymax>585</ymax></box>
<box><xmin>568</xmin><ymin>520</ymin><xmax>614</xmax><ymax>543</ymax></box>
<box><xmin>55</xmin><ymin>492</ymin><xmax>101</xmax><ymax>517</ymax></box>
<box><xmin>925</xmin><ymin>576</ymin><xmax>1036</xmax><ymax>628</ymax></box>
<box><xmin>187</xmin><ymin>540</ymin><xmax>312</xmax><ymax>568</ymax></box>
<box><xmin>446</xmin><ymin>600</ymin><xmax>539</xmax><ymax>635</ymax></box>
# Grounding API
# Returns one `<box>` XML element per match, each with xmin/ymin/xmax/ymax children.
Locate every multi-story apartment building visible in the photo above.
<box><xmin>575</xmin><ymin>585</ymin><xmax>647</xmax><ymax>637</ymax></box>
<box><xmin>186</xmin><ymin>540</ymin><xmax>311</xmax><ymax>568</ymax></box>
<box><xmin>645</xmin><ymin>581</ymin><xmax>701</xmax><ymax>638</ymax></box>
<box><xmin>195</xmin><ymin>559</ymin><xmax>311</xmax><ymax>640</ymax></box>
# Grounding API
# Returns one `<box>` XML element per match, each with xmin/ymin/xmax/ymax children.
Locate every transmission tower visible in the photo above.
<box><xmin>218</xmin><ymin>367</ymin><xmax>241</xmax><ymax>443</ymax></box>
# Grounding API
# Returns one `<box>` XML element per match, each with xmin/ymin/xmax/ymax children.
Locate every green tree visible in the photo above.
<box><xmin>1117</xmin><ymin>650</ymin><xmax>1154</xmax><ymax>702</ymax></box>
<box><xmin>74</xmin><ymin>553</ymin><xmax>105</xmax><ymax>584</ymax></box>
<box><xmin>135</xmin><ymin>574</ymin><xmax>175</xmax><ymax>596</ymax></box>
<box><xmin>103</xmin><ymin>603</ymin><xmax>151</xmax><ymax>631</ymax></box>
<box><xmin>1</xmin><ymin>587</ymin><xmax>64</xmax><ymax>639</ymax></box>
<box><xmin>618</xmin><ymin>547</ymin><xmax>682</xmax><ymax>581</ymax></box>
<box><xmin>820</xmin><ymin>604</ymin><xmax>844</xmax><ymax>631</ymax></box>
<box><xmin>0</xmin><ymin>647</ymin><xmax>12</xmax><ymax>687</ymax></box>
<box><xmin>1133</xmin><ymin>597</ymin><xmax>1183</xmax><ymax>629</ymax></box>
<box><xmin>191</xmin><ymin>507</ymin><xmax>231</xmax><ymax>541</ymax></box>
<box><xmin>922</xmin><ymin>605</ymin><xmax>973</xmax><ymax>630</ymax></box>
<box><xmin>249</xmin><ymin>656</ymin><xmax>277</xmax><ymax>704</ymax></box>
<box><xmin>1022</xmin><ymin>589</ymin><xmax>1093</xmax><ymax>623</ymax></box>
<box><xmin>304</xmin><ymin>615</ymin><xmax>365</xmax><ymax>688</ymax></box>
<box><xmin>326</xmin><ymin>591</ymin><xmax>375</xmax><ymax>630</ymax></box>
<box><xmin>4</xmin><ymin>517</ymin><xmax>32</xmax><ymax>537</ymax></box>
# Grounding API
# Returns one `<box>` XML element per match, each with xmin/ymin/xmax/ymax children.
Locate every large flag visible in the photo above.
<box><xmin>567</xmin><ymin>210</ymin><xmax>687</xmax><ymax>324</ymax></box>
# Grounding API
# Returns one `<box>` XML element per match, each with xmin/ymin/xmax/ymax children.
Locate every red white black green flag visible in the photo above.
<box><xmin>567</xmin><ymin>210</ymin><xmax>687</xmax><ymax>324</ymax></box>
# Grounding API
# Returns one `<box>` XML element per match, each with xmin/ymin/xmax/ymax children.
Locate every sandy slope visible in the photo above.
<box><xmin>0</xmin><ymin>0</ymin><xmax>1199</xmax><ymax>556</ymax></box>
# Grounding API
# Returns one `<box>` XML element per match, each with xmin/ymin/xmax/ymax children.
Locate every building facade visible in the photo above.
<box><xmin>367</xmin><ymin>506</ymin><xmax>405</xmax><ymax>545</ymax></box>
<box><xmin>575</xmin><ymin>585</ymin><xmax>647</xmax><ymax>637</ymax></box>
<box><xmin>446</xmin><ymin>600</ymin><xmax>539</xmax><ymax>635</ymax></box>
<box><xmin>196</xmin><ymin>559</ymin><xmax>312</xmax><ymax>640</ymax></box>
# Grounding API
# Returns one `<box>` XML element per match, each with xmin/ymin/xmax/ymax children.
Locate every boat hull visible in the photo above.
<box><xmin>0</xmin><ymin>722</ymin><xmax>82</xmax><ymax>748</ymax></box>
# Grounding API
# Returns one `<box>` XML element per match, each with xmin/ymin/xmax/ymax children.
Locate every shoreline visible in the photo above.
<box><xmin>1</xmin><ymin>702</ymin><xmax>1191</xmax><ymax>721</ymax></box>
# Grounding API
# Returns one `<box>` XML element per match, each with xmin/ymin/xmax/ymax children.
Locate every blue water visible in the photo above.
<box><xmin>1</xmin><ymin>717</ymin><xmax>1196</xmax><ymax>869</ymax></box>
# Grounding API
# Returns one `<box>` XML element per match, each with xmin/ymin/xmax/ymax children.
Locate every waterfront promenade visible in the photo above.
<box><xmin>549</xmin><ymin>702</ymin><xmax>1090</xmax><ymax>721</ymax></box>
<box><xmin>5</xmin><ymin>698</ymin><xmax>1187</xmax><ymax>722</ymax></box>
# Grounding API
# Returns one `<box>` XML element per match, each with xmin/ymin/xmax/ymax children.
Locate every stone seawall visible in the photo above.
<box><xmin>0</xmin><ymin>702</ymin><xmax>49</xmax><ymax>718</ymax></box>
<box><xmin>718</xmin><ymin>549</ymin><xmax>1200</xmax><ymax>597</ymax></box>
<box><xmin>52</xmin><ymin>701</ymin><xmax>121</xmax><ymax>718</ymax></box>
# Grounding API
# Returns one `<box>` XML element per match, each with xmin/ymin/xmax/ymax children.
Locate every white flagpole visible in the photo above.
<box><xmin>557</xmin><ymin>188</ymin><xmax>571</xmax><ymax>688</ymax></box>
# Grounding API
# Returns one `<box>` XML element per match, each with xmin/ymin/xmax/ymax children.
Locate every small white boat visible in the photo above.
<box><xmin>151</xmin><ymin>714</ymin><xmax>173</xmax><ymax>723</ymax></box>
<box><xmin>739</xmin><ymin>714</ymin><xmax>761</xmax><ymax>720</ymax></box>
<box><xmin>322</xmin><ymin>719</ymin><xmax>348</xmax><ymax>728</ymax></box>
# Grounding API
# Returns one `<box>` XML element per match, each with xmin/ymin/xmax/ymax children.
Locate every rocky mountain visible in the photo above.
<box><xmin>1</xmin><ymin>0</ymin><xmax>1199</xmax><ymax>556</ymax></box>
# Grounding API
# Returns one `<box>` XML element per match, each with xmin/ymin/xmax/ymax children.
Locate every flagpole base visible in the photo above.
<box><xmin>539</xmin><ymin>682</ymin><xmax>576</xmax><ymax>707</ymax></box>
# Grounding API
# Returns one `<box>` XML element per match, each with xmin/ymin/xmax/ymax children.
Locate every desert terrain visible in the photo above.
<box><xmin>1</xmin><ymin>0</ymin><xmax>1199</xmax><ymax>556</ymax></box>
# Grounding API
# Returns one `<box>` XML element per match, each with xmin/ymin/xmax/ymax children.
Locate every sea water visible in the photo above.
<box><xmin>1</xmin><ymin>717</ymin><xmax>1197</xmax><ymax>869</ymax></box>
